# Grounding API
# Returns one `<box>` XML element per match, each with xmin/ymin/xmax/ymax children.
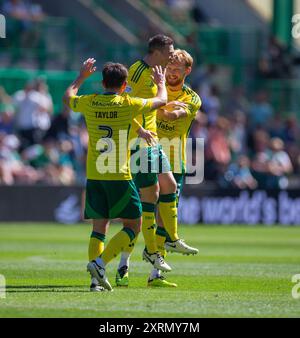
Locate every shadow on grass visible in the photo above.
<box><xmin>6</xmin><ymin>285</ymin><xmax>89</xmax><ymax>293</ymax></box>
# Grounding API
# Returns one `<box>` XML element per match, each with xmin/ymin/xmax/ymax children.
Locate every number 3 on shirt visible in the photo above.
<box><xmin>97</xmin><ymin>125</ymin><xmax>113</xmax><ymax>154</ymax></box>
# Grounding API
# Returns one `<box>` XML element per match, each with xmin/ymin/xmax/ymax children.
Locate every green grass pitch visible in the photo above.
<box><xmin>0</xmin><ymin>223</ymin><xmax>300</xmax><ymax>318</ymax></box>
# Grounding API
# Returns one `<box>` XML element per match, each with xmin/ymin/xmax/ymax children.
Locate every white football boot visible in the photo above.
<box><xmin>90</xmin><ymin>277</ymin><xmax>105</xmax><ymax>292</ymax></box>
<box><xmin>87</xmin><ymin>261</ymin><xmax>113</xmax><ymax>291</ymax></box>
<box><xmin>165</xmin><ymin>239</ymin><xmax>198</xmax><ymax>255</ymax></box>
<box><xmin>142</xmin><ymin>249</ymin><xmax>172</xmax><ymax>272</ymax></box>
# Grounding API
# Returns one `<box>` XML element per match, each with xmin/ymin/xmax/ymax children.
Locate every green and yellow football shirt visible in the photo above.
<box><xmin>127</xmin><ymin>60</ymin><xmax>158</xmax><ymax>142</ymax></box>
<box><xmin>69</xmin><ymin>93</ymin><xmax>152</xmax><ymax>181</ymax></box>
<box><xmin>156</xmin><ymin>84</ymin><xmax>201</xmax><ymax>173</ymax></box>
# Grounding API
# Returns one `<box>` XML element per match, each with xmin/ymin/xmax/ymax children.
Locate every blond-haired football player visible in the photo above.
<box><xmin>149</xmin><ymin>49</ymin><xmax>201</xmax><ymax>287</ymax></box>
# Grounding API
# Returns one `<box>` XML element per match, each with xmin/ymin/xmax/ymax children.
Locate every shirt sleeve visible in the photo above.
<box><xmin>129</xmin><ymin>96</ymin><xmax>153</xmax><ymax>118</ymax></box>
<box><xmin>185</xmin><ymin>95</ymin><xmax>201</xmax><ymax>118</ymax></box>
<box><xmin>132</xmin><ymin>118</ymin><xmax>142</xmax><ymax>131</ymax></box>
<box><xmin>68</xmin><ymin>95</ymin><xmax>91</xmax><ymax>113</ymax></box>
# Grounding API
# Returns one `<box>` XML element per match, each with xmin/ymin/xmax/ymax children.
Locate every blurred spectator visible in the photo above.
<box><xmin>205</xmin><ymin>117</ymin><xmax>231</xmax><ymax>180</ymax></box>
<box><xmin>190</xmin><ymin>111</ymin><xmax>208</xmax><ymax>142</ymax></box>
<box><xmin>69</xmin><ymin>123</ymin><xmax>88</xmax><ymax>184</ymax></box>
<box><xmin>282</xmin><ymin>115</ymin><xmax>300</xmax><ymax>175</ymax></box>
<box><xmin>269</xmin><ymin>113</ymin><xmax>285</xmax><ymax>139</ymax></box>
<box><xmin>283</xmin><ymin>115</ymin><xmax>299</xmax><ymax>145</ymax></box>
<box><xmin>21</xmin><ymin>138</ymin><xmax>76</xmax><ymax>185</ymax></box>
<box><xmin>0</xmin><ymin>105</ymin><xmax>14</xmax><ymax>134</ymax></box>
<box><xmin>0</xmin><ymin>132</ymin><xmax>41</xmax><ymax>185</ymax></box>
<box><xmin>3</xmin><ymin>0</ymin><xmax>45</xmax><ymax>24</ymax></box>
<box><xmin>258</xmin><ymin>36</ymin><xmax>292</xmax><ymax>79</ymax></box>
<box><xmin>248</xmin><ymin>91</ymin><xmax>274</xmax><ymax>128</ymax></box>
<box><xmin>286</xmin><ymin>143</ymin><xmax>300</xmax><ymax>175</ymax></box>
<box><xmin>0</xmin><ymin>86</ymin><xmax>12</xmax><ymax>105</ymax></box>
<box><xmin>199</xmin><ymin>84</ymin><xmax>221</xmax><ymax>124</ymax></box>
<box><xmin>2</xmin><ymin>0</ymin><xmax>30</xmax><ymax>23</ymax></box>
<box><xmin>0</xmin><ymin>87</ymin><xmax>15</xmax><ymax>134</ymax></box>
<box><xmin>251</xmin><ymin>131</ymin><xmax>292</xmax><ymax>189</ymax></box>
<box><xmin>223</xmin><ymin>155</ymin><xmax>257</xmax><ymax>189</ymax></box>
<box><xmin>34</xmin><ymin>78</ymin><xmax>53</xmax><ymax>133</ymax></box>
<box><xmin>251</xmin><ymin>129</ymin><xmax>271</xmax><ymax>188</ymax></box>
<box><xmin>268</xmin><ymin>137</ymin><xmax>293</xmax><ymax>189</ymax></box>
<box><xmin>13</xmin><ymin>80</ymin><xmax>50</xmax><ymax>148</ymax></box>
<box><xmin>228</xmin><ymin>110</ymin><xmax>247</xmax><ymax>160</ymax></box>
<box><xmin>44</xmin><ymin>105</ymin><xmax>70</xmax><ymax>141</ymax></box>
<box><xmin>225</xmin><ymin>86</ymin><xmax>249</xmax><ymax>116</ymax></box>
<box><xmin>57</xmin><ymin>139</ymin><xmax>76</xmax><ymax>185</ymax></box>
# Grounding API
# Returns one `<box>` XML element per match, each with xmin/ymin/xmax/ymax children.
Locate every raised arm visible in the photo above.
<box><xmin>63</xmin><ymin>58</ymin><xmax>97</xmax><ymax>107</ymax></box>
<box><xmin>149</xmin><ymin>65</ymin><xmax>167</xmax><ymax>110</ymax></box>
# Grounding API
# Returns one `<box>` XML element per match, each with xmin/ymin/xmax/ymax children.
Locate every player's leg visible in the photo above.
<box><xmin>89</xmin><ymin>219</ymin><xmax>109</xmax><ymax>291</ymax></box>
<box><xmin>100</xmin><ymin>217</ymin><xmax>141</xmax><ymax>266</ymax></box>
<box><xmin>88</xmin><ymin>180</ymin><xmax>142</xmax><ymax>290</ymax></box>
<box><xmin>117</xmin><ymin>146</ymin><xmax>172</xmax><ymax>282</ymax></box>
<box><xmin>89</xmin><ymin>219</ymin><xmax>108</xmax><ymax>262</ymax></box>
<box><xmin>90</xmin><ymin>217</ymin><xmax>141</xmax><ymax>291</ymax></box>
<box><xmin>155</xmin><ymin>210</ymin><xmax>167</xmax><ymax>258</ymax></box>
<box><xmin>115</xmin><ymin>227</ymin><xmax>138</xmax><ymax>287</ymax></box>
<box><xmin>159</xmin><ymin>172</ymin><xmax>199</xmax><ymax>255</ymax></box>
<box><xmin>116</xmin><ymin>181</ymin><xmax>159</xmax><ymax>286</ymax></box>
<box><xmin>137</xmin><ymin>146</ymin><xmax>172</xmax><ymax>271</ymax></box>
<box><xmin>148</xmin><ymin>171</ymin><xmax>178</xmax><ymax>287</ymax></box>
<box><xmin>158</xmin><ymin>171</ymin><xmax>179</xmax><ymax>241</ymax></box>
<box><xmin>138</xmin><ymin>178</ymin><xmax>171</xmax><ymax>272</ymax></box>
<box><xmin>84</xmin><ymin>180</ymin><xmax>109</xmax><ymax>291</ymax></box>
<box><xmin>148</xmin><ymin>210</ymin><xmax>177</xmax><ymax>288</ymax></box>
<box><xmin>140</xmin><ymin>182</ymin><xmax>159</xmax><ymax>254</ymax></box>
<box><xmin>121</xmin><ymin>169</ymin><xmax>171</xmax><ymax>269</ymax></box>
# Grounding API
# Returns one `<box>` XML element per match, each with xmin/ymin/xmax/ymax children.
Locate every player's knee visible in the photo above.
<box><xmin>140</xmin><ymin>184</ymin><xmax>159</xmax><ymax>204</ymax></box>
<box><xmin>135</xmin><ymin>217</ymin><xmax>142</xmax><ymax>233</ymax></box>
<box><xmin>152</xmin><ymin>189</ymin><xmax>159</xmax><ymax>203</ymax></box>
<box><xmin>92</xmin><ymin>219</ymin><xmax>109</xmax><ymax>233</ymax></box>
<box><xmin>123</xmin><ymin>217</ymin><xmax>141</xmax><ymax>234</ymax></box>
<box><xmin>160</xmin><ymin>176</ymin><xmax>177</xmax><ymax>194</ymax></box>
<box><xmin>168</xmin><ymin>179</ymin><xmax>177</xmax><ymax>194</ymax></box>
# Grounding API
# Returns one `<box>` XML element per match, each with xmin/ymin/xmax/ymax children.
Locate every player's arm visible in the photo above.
<box><xmin>158</xmin><ymin>95</ymin><xmax>201</xmax><ymax>121</ymax></box>
<box><xmin>63</xmin><ymin>58</ymin><xmax>97</xmax><ymax>108</ymax></box>
<box><xmin>157</xmin><ymin>101</ymin><xmax>188</xmax><ymax>121</ymax></box>
<box><xmin>148</xmin><ymin>65</ymin><xmax>168</xmax><ymax>110</ymax></box>
<box><xmin>132</xmin><ymin>118</ymin><xmax>157</xmax><ymax>146</ymax></box>
<box><xmin>130</xmin><ymin>66</ymin><xmax>167</xmax><ymax>116</ymax></box>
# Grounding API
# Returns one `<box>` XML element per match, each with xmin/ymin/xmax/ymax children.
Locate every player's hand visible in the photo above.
<box><xmin>137</xmin><ymin>127</ymin><xmax>157</xmax><ymax>146</ymax></box>
<box><xmin>164</xmin><ymin>101</ymin><xmax>187</xmax><ymax>111</ymax></box>
<box><xmin>151</xmin><ymin>65</ymin><xmax>166</xmax><ymax>86</ymax></box>
<box><xmin>80</xmin><ymin>58</ymin><xmax>97</xmax><ymax>79</ymax></box>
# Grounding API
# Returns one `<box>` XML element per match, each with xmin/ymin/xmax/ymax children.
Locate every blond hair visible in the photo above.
<box><xmin>170</xmin><ymin>49</ymin><xmax>193</xmax><ymax>68</ymax></box>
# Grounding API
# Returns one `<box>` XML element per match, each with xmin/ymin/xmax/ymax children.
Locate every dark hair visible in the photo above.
<box><xmin>102</xmin><ymin>62</ymin><xmax>128</xmax><ymax>89</ymax></box>
<box><xmin>148</xmin><ymin>34</ymin><xmax>174</xmax><ymax>54</ymax></box>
